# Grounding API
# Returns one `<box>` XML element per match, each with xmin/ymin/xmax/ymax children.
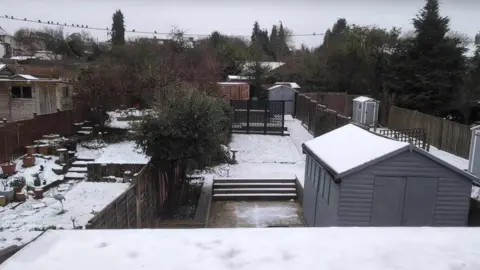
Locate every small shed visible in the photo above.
<box><xmin>352</xmin><ymin>96</ymin><xmax>379</xmax><ymax>127</ymax></box>
<box><xmin>302</xmin><ymin>124</ymin><xmax>477</xmax><ymax>227</ymax></box>
<box><xmin>267</xmin><ymin>85</ymin><xmax>295</xmax><ymax>115</ymax></box>
<box><xmin>217</xmin><ymin>82</ymin><xmax>250</xmax><ymax>101</ymax></box>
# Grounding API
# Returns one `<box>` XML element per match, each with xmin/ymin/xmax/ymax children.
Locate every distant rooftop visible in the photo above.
<box><xmin>0</xmin><ymin>26</ymin><xmax>9</xmax><ymax>36</ymax></box>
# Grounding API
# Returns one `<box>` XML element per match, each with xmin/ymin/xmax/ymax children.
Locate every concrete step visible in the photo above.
<box><xmin>64</xmin><ymin>172</ymin><xmax>86</xmax><ymax>180</ymax></box>
<box><xmin>214</xmin><ymin>188</ymin><xmax>296</xmax><ymax>194</ymax></box>
<box><xmin>213</xmin><ymin>182</ymin><xmax>296</xmax><ymax>189</ymax></box>
<box><xmin>213</xmin><ymin>177</ymin><xmax>296</xmax><ymax>184</ymax></box>
<box><xmin>213</xmin><ymin>193</ymin><xmax>297</xmax><ymax>201</ymax></box>
<box><xmin>77</xmin><ymin>130</ymin><xmax>92</xmax><ymax>135</ymax></box>
<box><xmin>71</xmin><ymin>161</ymin><xmax>88</xmax><ymax>167</ymax></box>
<box><xmin>68</xmin><ymin>167</ymin><xmax>88</xmax><ymax>173</ymax></box>
<box><xmin>81</xmin><ymin>126</ymin><xmax>93</xmax><ymax>130</ymax></box>
<box><xmin>76</xmin><ymin>157</ymin><xmax>95</xmax><ymax>162</ymax></box>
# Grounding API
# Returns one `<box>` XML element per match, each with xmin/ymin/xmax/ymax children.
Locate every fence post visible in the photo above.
<box><xmin>125</xmin><ymin>193</ymin><xmax>130</xmax><ymax>228</ymax></box>
<box><xmin>293</xmin><ymin>91</ymin><xmax>298</xmax><ymax>118</ymax></box>
<box><xmin>264</xmin><ymin>101</ymin><xmax>268</xmax><ymax>134</ymax></box>
<box><xmin>115</xmin><ymin>201</ymin><xmax>119</xmax><ymax>228</ymax></box>
<box><xmin>281</xmin><ymin>101</ymin><xmax>285</xmax><ymax>135</ymax></box>
<box><xmin>246</xmin><ymin>100</ymin><xmax>250</xmax><ymax>134</ymax></box>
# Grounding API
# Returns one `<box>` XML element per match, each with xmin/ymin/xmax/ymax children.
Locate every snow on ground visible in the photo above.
<box><xmin>76</xmin><ymin>140</ymin><xmax>150</xmax><ymax>164</ymax></box>
<box><xmin>3</xmin><ymin>155</ymin><xmax>64</xmax><ymax>188</ymax></box>
<box><xmin>0</xmin><ymin>182</ymin><xmax>129</xmax><ymax>249</ymax></box>
<box><xmin>106</xmin><ymin>109</ymin><xmax>151</xmax><ymax>130</ymax></box>
<box><xmin>3</xmin><ymin>228</ymin><xmax>480</xmax><ymax>270</ymax></box>
<box><xmin>230</xmin><ymin>134</ymin><xmax>301</xmax><ymax>164</ymax></box>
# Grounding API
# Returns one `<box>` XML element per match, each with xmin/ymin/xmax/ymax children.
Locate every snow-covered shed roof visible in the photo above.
<box><xmin>2</xmin><ymin>228</ymin><xmax>480</xmax><ymax>270</ymax></box>
<box><xmin>0</xmin><ymin>64</ymin><xmax>5</xmax><ymax>71</ymax></box>
<box><xmin>303</xmin><ymin>124</ymin><xmax>479</xmax><ymax>182</ymax></box>
<box><xmin>353</xmin><ymin>96</ymin><xmax>375</xmax><ymax>102</ymax></box>
<box><xmin>0</xmin><ymin>26</ymin><xmax>9</xmax><ymax>36</ymax></box>
<box><xmin>227</xmin><ymin>75</ymin><xmax>251</xmax><ymax>81</ymax></box>
<box><xmin>274</xmin><ymin>82</ymin><xmax>301</xmax><ymax>89</ymax></box>
<box><xmin>267</xmin><ymin>84</ymin><xmax>294</xmax><ymax>91</ymax></box>
<box><xmin>304</xmin><ymin>124</ymin><xmax>408</xmax><ymax>176</ymax></box>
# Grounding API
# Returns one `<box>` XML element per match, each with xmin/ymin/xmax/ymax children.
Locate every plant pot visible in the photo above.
<box><xmin>23</xmin><ymin>156</ymin><xmax>36</xmax><ymax>168</ymax></box>
<box><xmin>0</xmin><ymin>189</ymin><xmax>14</xmax><ymax>202</ymax></box>
<box><xmin>34</xmin><ymin>188</ymin><xmax>44</xmax><ymax>199</ymax></box>
<box><xmin>0</xmin><ymin>195</ymin><xmax>6</xmax><ymax>206</ymax></box>
<box><xmin>15</xmin><ymin>192</ymin><xmax>26</xmax><ymax>202</ymax></box>
<box><xmin>1</xmin><ymin>163</ymin><xmax>16</xmax><ymax>175</ymax></box>
<box><xmin>38</xmin><ymin>144</ymin><xmax>49</xmax><ymax>155</ymax></box>
<box><xmin>14</xmin><ymin>183</ymin><xmax>25</xmax><ymax>193</ymax></box>
<box><xmin>25</xmin><ymin>145</ymin><xmax>37</xmax><ymax>155</ymax></box>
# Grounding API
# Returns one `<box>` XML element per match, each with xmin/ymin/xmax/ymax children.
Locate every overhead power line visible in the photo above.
<box><xmin>1</xmin><ymin>15</ymin><xmax>324</xmax><ymax>38</ymax></box>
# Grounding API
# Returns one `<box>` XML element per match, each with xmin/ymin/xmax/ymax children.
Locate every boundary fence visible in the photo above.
<box><xmin>387</xmin><ymin>106</ymin><xmax>471</xmax><ymax>158</ymax></box>
<box><xmin>294</xmin><ymin>92</ymin><xmax>351</xmax><ymax>137</ymax></box>
<box><xmin>0</xmin><ymin>105</ymin><xmax>88</xmax><ymax>163</ymax></box>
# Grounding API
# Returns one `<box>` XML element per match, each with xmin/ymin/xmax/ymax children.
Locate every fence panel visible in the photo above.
<box><xmin>387</xmin><ymin>105</ymin><xmax>471</xmax><ymax>158</ymax></box>
<box><xmin>86</xmin><ymin>161</ymin><xmax>185</xmax><ymax>229</ymax></box>
<box><xmin>294</xmin><ymin>93</ymin><xmax>352</xmax><ymax>137</ymax></box>
<box><xmin>230</xmin><ymin>100</ymin><xmax>285</xmax><ymax>135</ymax></box>
<box><xmin>0</xmin><ymin>106</ymin><xmax>87</xmax><ymax>163</ymax></box>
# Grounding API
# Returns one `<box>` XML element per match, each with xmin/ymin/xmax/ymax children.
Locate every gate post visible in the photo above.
<box><xmin>246</xmin><ymin>100</ymin><xmax>250</xmax><ymax>134</ymax></box>
<box><xmin>264</xmin><ymin>101</ymin><xmax>268</xmax><ymax>134</ymax></box>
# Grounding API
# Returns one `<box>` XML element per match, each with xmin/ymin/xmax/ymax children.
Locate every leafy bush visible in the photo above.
<box><xmin>136</xmin><ymin>89</ymin><xmax>232</xmax><ymax>171</ymax></box>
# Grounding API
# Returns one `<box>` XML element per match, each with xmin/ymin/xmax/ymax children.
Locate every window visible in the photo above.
<box><xmin>11</xmin><ymin>86</ymin><xmax>33</xmax><ymax>98</ymax></box>
<box><xmin>11</xmin><ymin>87</ymin><xmax>21</xmax><ymax>98</ymax></box>
<box><xmin>22</xmin><ymin>87</ymin><xmax>32</xmax><ymax>98</ymax></box>
<box><xmin>63</xmin><ymin>86</ymin><xmax>69</xmax><ymax>97</ymax></box>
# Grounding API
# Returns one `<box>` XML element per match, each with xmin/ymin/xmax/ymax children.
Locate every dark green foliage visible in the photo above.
<box><xmin>112</xmin><ymin>10</ymin><xmax>125</xmax><ymax>46</ymax></box>
<box><xmin>136</xmin><ymin>90</ymin><xmax>232</xmax><ymax>171</ymax></box>
<box><xmin>389</xmin><ymin>0</ymin><xmax>466</xmax><ymax>116</ymax></box>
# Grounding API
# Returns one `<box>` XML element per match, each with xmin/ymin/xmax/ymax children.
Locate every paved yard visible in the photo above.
<box><xmin>208</xmin><ymin>201</ymin><xmax>304</xmax><ymax>228</ymax></box>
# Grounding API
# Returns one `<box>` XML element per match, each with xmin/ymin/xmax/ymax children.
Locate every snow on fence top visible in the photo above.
<box><xmin>304</xmin><ymin>124</ymin><xmax>408</xmax><ymax>174</ymax></box>
<box><xmin>2</xmin><ymin>228</ymin><xmax>480</xmax><ymax>270</ymax></box>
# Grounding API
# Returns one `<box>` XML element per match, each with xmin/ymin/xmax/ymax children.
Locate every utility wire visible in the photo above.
<box><xmin>1</xmin><ymin>15</ymin><xmax>324</xmax><ymax>38</ymax></box>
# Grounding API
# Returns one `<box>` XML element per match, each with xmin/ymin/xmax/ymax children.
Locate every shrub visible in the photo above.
<box><xmin>136</xmin><ymin>89</ymin><xmax>232</xmax><ymax>171</ymax></box>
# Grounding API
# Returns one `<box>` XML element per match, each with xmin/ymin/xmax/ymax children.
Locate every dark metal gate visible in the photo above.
<box><xmin>230</xmin><ymin>100</ymin><xmax>286</xmax><ymax>135</ymax></box>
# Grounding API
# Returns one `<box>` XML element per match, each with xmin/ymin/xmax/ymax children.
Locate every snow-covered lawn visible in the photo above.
<box><xmin>76</xmin><ymin>140</ymin><xmax>150</xmax><ymax>164</ymax></box>
<box><xmin>1</xmin><ymin>155</ymin><xmax>64</xmax><ymax>188</ymax></box>
<box><xmin>0</xmin><ymin>182</ymin><xmax>129</xmax><ymax>249</ymax></box>
<box><xmin>106</xmin><ymin>109</ymin><xmax>151</xmax><ymax>130</ymax></box>
<box><xmin>3</xmin><ymin>228</ymin><xmax>480</xmax><ymax>270</ymax></box>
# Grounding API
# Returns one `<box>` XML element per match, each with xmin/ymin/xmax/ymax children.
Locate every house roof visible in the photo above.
<box><xmin>303</xmin><ymin>124</ymin><xmax>479</xmax><ymax>183</ymax></box>
<box><xmin>217</xmin><ymin>82</ymin><xmax>249</xmax><ymax>85</ymax></box>
<box><xmin>274</xmin><ymin>82</ymin><xmax>301</xmax><ymax>89</ymax></box>
<box><xmin>242</xmin><ymin>61</ymin><xmax>285</xmax><ymax>72</ymax></box>
<box><xmin>267</xmin><ymin>84</ymin><xmax>294</xmax><ymax>91</ymax></box>
<box><xmin>2</xmin><ymin>228</ymin><xmax>480</xmax><ymax>270</ymax></box>
<box><xmin>353</xmin><ymin>96</ymin><xmax>374</xmax><ymax>102</ymax></box>
<box><xmin>0</xmin><ymin>26</ymin><xmax>9</xmax><ymax>36</ymax></box>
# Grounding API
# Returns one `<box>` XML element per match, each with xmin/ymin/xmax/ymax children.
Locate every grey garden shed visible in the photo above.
<box><xmin>267</xmin><ymin>85</ymin><xmax>295</xmax><ymax>115</ymax></box>
<box><xmin>352</xmin><ymin>96</ymin><xmax>379</xmax><ymax>127</ymax></box>
<box><xmin>302</xmin><ymin>123</ymin><xmax>477</xmax><ymax>227</ymax></box>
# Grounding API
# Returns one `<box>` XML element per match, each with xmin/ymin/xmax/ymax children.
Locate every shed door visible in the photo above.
<box><xmin>402</xmin><ymin>177</ymin><xmax>438</xmax><ymax>226</ymax></box>
<box><xmin>365</xmin><ymin>101</ymin><xmax>376</xmax><ymax>126</ymax></box>
<box><xmin>371</xmin><ymin>176</ymin><xmax>406</xmax><ymax>226</ymax></box>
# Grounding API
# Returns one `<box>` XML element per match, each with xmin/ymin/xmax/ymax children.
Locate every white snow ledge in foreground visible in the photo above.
<box><xmin>2</xmin><ymin>228</ymin><xmax>480</xmax><ymax>270</ymax></box>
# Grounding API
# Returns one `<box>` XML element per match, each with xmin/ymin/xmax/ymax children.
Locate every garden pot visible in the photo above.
<box><xmin>25</xmin><ymin>145</ymin><xmax>37</xmax><ymax>155</ymax></box>
<box><xmin>37</xmin><ymin>144</ymin><xmax>49</xmax><ymax>155</ymax></box>
<box><xmin>15</xmin><ymin>192</ymin><xmax>26</xmax><ymax>202</ymax></box>
<box><xmin>0</xmin><ymin>189</ymin><xmax>14</xmax><ymax>202</ymax></box>
<box><xmin>14</xmin><ymin>183</ymin><xmax>25</xmax><ymax>193</ymax></box>
<box><xmin>34</xmin><ymin>188</ymin><xmax>44</xmax><ymax>199</ymax></box>
<box><xmin>23</xmin><ymin>156</ymin><xmax>36</xmax><ymax>168</ymax></box>
<box><xmin>1</xmin><ymin>163</ymin><xmax>16</xmax><ymax>175</ymax></box>
<box><xmin>0</xmin><ymin>195</ymin><xmax>6</xmax><ymax>206</ymax></box>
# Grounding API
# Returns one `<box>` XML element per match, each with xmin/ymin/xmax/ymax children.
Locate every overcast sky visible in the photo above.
<box><xmin>0</xmin><ymin>0</ymin><xmax>479</xmax><ymax>48</ymax></box>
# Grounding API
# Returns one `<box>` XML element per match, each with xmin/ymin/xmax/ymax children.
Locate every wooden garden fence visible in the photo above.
<box><xmin>387</xmin><ymin>106</ymin><xmax>471</xmax><ymax>158</ymax></box>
